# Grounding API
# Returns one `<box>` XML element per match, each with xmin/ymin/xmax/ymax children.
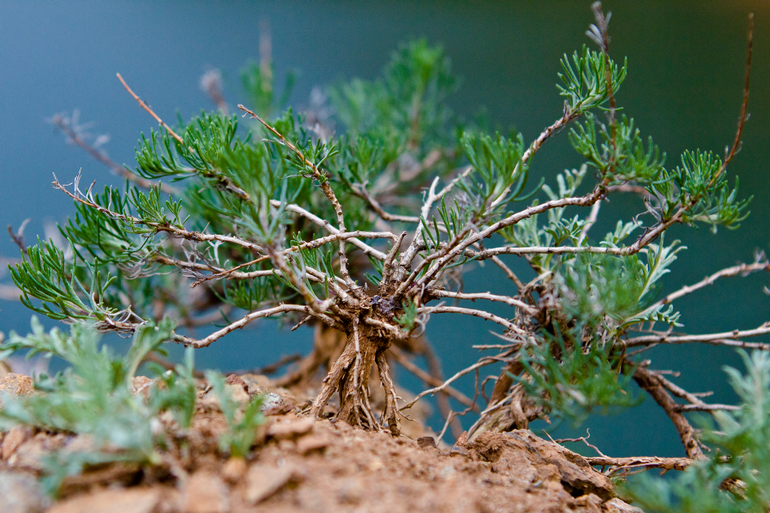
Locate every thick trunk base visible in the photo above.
<box><xmin>310</xmin><ymin>329</ymin><xmax>401</xmax><ymax>436</ymax></box>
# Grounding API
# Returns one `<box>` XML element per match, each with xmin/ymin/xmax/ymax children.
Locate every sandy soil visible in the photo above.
<box><xmin>0</xmin><ymin>372</ymin><xmax>643</xmax><ymax>513</ymax></box>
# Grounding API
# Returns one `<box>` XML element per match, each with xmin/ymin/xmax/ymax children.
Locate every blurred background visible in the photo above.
<box><xmin>1</xmin><ymin>1</ymin><xmax>768</xmax><ymax>460</ymax></box>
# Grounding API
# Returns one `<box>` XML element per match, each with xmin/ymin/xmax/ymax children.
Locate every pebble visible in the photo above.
<box><xmin>0</xmin><ymin>470</ymin><xmax>50</xmax><ymax>513</ymax></box>
<box><xmin>244</xmin><ymin>464</ymin><xmax>297</xmax><ymax>505</ymax></box>
<box><xmin>180</xmin><ymin>470</ymin><xmax>229</xmax><ymax>513</ymax></box>
<box><xmin>46</xmin><ymin>488</ymin><xmax>160</xmax><ymax>513</ymax></box>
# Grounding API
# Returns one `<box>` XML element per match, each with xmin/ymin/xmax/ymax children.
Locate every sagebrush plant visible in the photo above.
<box><xmin>0</xmin><ymin>318</ymin><xmax>199</xmax><ymax>493</ymax></box>
<box><xmin>2</xmin><ymin>2</ymin><xmax>769</xmax><ymax>506</ymax></box>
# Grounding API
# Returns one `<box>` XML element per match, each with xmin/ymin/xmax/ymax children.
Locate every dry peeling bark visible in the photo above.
<box><xmin>310</xmin><ymin>325</ymin><xmax>401</xmax><ymax>435</ymax></box>
<box><xmin>0</xmin><ymin>372</ymin><xmax>645</xmax><ymax>513</ymax></box>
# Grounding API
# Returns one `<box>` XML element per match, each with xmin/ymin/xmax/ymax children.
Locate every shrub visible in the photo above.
<box><xmin>3</xmin><ymin>2</ymin><xmax>768</xmax><ymax>506</ymax></box>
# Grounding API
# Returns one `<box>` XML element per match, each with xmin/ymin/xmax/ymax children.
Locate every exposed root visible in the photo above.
<box><xmin>311</xmin><ymin>327</ymin><xmax>401</xmax><ymax>435</ymax></box>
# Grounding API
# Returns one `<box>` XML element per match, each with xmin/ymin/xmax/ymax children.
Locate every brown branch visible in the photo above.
<box><xmin>239</xmin><ymin>104</ymin><xmax>361</xmax><ymax>296</ymax></box>
<box><xmin>626</xmin><ymin>322</ymin><xmax>770</xmax><ymax>349</ymax></box>
<box><xmin>117</xmin><ymin>73</ymin><xmax>185</xmax><ymax>146</ymax></box>
<box><xmin>401</xmin><ymin>356</ymin><xmax>500</xmax><ymax>410</ymax></box>
<box><xmin>118</xmin><ymin>74</ymin><xmax>250</xmax><ymax>201</ymax></box>
<box><xmin>633</xmin><ymin>366</ymin><xmax>704</xmax><ymax>459</ymax></box>
<box><xmin>52</xmin><ymin>173</ymin><xmax>265</xmax><ymax>253</ymax></box>
<box><xmin>648</xmin><ymin>371</ymin><xmax>740</xmax><ymax>413</ymax></box>
<box><xmin>640</xmin><ymin>259</ymin><xmax>769</xmax><ymax>316</ymax></box>
<box><xmin>175</xmin><ymin>303</ymin><xmax>339</xmax><ymax>348</ymax></box>
<box><xmin>8</xmin><ymin>220</ymin><xmax>29</xmax><ymax>256</ymax></box>
<box><xmin>430</xmin><ymin>290</ymin><xmax>538</xmax><ymax>317</ymax></box>
<box><xmin>584</xmin><ymin>455</ymin><xmax>692</xmax><ymax>475</ymax></box>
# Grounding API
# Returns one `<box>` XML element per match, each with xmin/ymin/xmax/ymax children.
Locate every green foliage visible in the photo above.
<box><xmin>10</xmin><ymin>238</ymin><xmax>117</xmax><ymax>324</ymax></box>
<box><xmin>0</xmin><ymin>319</ymin><xmax>183</xmax><ymax>493</ymax></box>
<box><xmin>570</xmin><ymin>114</ymin><xmax>665</xmax><ymax>182</ymax></box>
<box><xmin>3</xmin><ymin>6</ymin><xmax>761</xmax><ymax>497</ymax></box>
<box><xmin>394</xmin><ymin>299</ymin><xmax>419</xmax><ymax>332</ymax></box>
<box><xmin>206</xmin><ymin>372</ymin><xmax>265</xmax><ymax>458</ymax></box>
<box><xmin>628</xmin><ymin>351</ymin><xmax>770</xmax><ymax>512</ymax></box>
<box><xmin>557</xmin><ymin>46</ymin><xmax>627</xmax><ymax>114</ymax></box>
<box><xmin>647</xmin><ymin>150</ymin><xmax>751</xmax><ymax>232</ymax></box>
<box><xmin>0</xmin><ymin>319</ymin><xmax>264</xmax><ymax>494</ymax></box>
<box><xmin>517</xmin><ymin>325</ymin><xmax>640</xmax><ymax>425</ymax></box>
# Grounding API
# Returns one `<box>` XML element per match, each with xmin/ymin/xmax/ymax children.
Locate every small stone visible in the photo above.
<box><xmin>0</xmin><ymin>374</ymin><xmax>36</xmax><ymax>400</ymax></box>
<box><xmin>130</xmin><ymin>376</ymin><xmax>154</xmax><ymax>397</ymax></box>
<box><xmin>0</xmin><ymin>470</ymin><xmax>50</xmax><ymax>513</ymax></box>
<box><xmin>417</xmin><ymin>436</ymin><xmax>437</xmax><ymax>449</ymax></box>
<box><xmin>266</xmin><ymin>416</ymin><xmax>315</xmax><ymax>440</ymax></box>
<box><xmin>225</xmin><ymin>374</ymin><xmax>248</xmax><ymax>391</ymax></box>
<box><xmin>260</xmin><ymin>392</ymin><xmax>296</xmax><ymax>416</ymax></box>
<box><xmin>226</xmin><ymin>383</ymin><xmax>251</xmax><ymax>404</ymax></box>
<box><xmin>296</xmin><ymin>434</ymin><xmax>329</xmax><ymax>454</ymax></box>
<box><xmin>47</xmin><ymin>488</ymin><xmax>160</xmax><ymax>513</ymax></box>
<box><xmin>244</xmin><ymin>464</ymin><xmax>297</xmax><ymax>505</ymax></box>
<box><xmin>603</xmin><ymin>498</ymin><xmax>645</xmax><ymax>513</ymax></box>
<box><xmin>2</xmin><ymin>425</ymin><xmax>34</xmax><ymax>460</ymax></box>
<box><xmin>200</xmin><ymin>383</ymin><xmax>250</xmax><ymax>411</ymax></box>
<box><xmin>8</xmin><ymin>433</ymin><xmax>67</xmax><ymax>471</ymax></box>
<box><xmin>449</xmin><ymin>445</ymin><xmax>471</xmax><ymax>458</ymax></box>
<box><xmin>336</xmin><ymin>477</ymin><xmax>364</xmax><ymax>505</ymax></box>
<box><xmin>221</xmin><ymin>456</ymin><xmax>248</xmax><ymax>484</ymax></box>
<box><xmin>180</xmin><ymin>470</ymin><xmax>229</xmax><ymax>513</ymax></box>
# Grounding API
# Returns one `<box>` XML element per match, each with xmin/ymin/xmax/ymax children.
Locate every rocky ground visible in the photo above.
<box><xmin>0</xmin><ymin>372</ymin><xmax>644</xmax><ymax>513</ymax></box>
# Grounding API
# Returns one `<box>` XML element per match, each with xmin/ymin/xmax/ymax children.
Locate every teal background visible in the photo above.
<box><xmin>1</xmin><ymin>1</ymin><xmax>768</xmax><ymax>459</ymax></box>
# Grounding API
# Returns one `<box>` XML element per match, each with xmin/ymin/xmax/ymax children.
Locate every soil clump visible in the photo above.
<box><xmin>0</xmin><ymin>372</ymin><xmax>643</xmax><ymax>513</ymax></box>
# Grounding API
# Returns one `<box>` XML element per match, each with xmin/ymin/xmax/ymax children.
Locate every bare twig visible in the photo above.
<box><xmin>551</xmin><ymin>429</ymin><xmax>607</xmax><ymax>458</ymax></box>
<box><xmin>633</xmin><ymin>366</ymin><xmax>704</xmax><ymax>459</ymax></box>
<box><xmin>51</xmin><ymin>114</ymin><xmax>179</xmax><ymax>195</ymax></box>
<box><xmin>53</xmin><ymin>173</ymin><xmax>265</xmax><ymax>253</ymax></box>
<box><xmin>417</xmin><ymin>305</ymin><xmax>524</xmax><ymax>335</ymax></box>
<box><xmin>401</xmin><ymin>356</ymin><xmax>500</xmax><ymax>410</ymax></box>
<box><xmin>640</xmin><ymin>259</ymin><xmax>769</xmax><ymax>317</ymax></box>
<box><xmin>626</xmin><ymin>322</ymin><xmax>770</xmax><ymax>349</ymax></box>
<box><xmin>175</xmin><ymin>303</ymin><xmax>339</xmax><ymax>348</ymax></box>
<box><xmin>381</xmin><ymin>231</ymin><xmax>407</xmax><ymax>284</ymax></box>
<box><xmin>676</xmin><ymin>404</ymin><xmax>740</xmax><ymax>412</ymax></box>
<box><xmin>430</xmin><ymin>290</ymin><xmax>537</xmax><ymax>317</ymax></box>
<box><xmin>584</xmin><ymin>455</ymin><xmax>692</xmax><ymax>475</ymax></box>
<box><xmin>269</xmin><ymin>200</ymin><xmax>388</xmax><ymax>261</ymax></box>
<box><xmin>413</xmin><ymin>179</ymin><xmax>610</xmax><ymax>292</ymax></box>
<box><xmin>239</xmin><ymin>104</ymin><xmax>362</xmax><ymax>296</ymax></box>
<box><xmin>51</xmin><ymin>173</ymin><xmax>264</xmax><ymax>253</ymax></box>
<box><xmin>118</xmin><ymin>74</ymin><xmax>251</xmax><ymax>201</ymax></box>
<box><xmin>399</xmin><ymin>176</ymin><xmax>441</xmax><ymax>269</ymax></box>
<box><xmin>577</xmin><ymin>199</ymin><xmax>601</xmax><ymax>246</ymax></box>
<box><xmin>8</xmin><ymin>220</ymin><xmax>30</xmax><ymax>256</ymax></box>
<box><xmin>117</xmin><ymin>73</ymin><xmax>185</xmax><ymax>146</ymax></box>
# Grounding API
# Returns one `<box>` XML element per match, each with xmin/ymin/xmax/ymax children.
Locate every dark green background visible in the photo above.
<box><xmin>1</xmin><ymin>1</ymin><xmax>768</xmax><ymax>459</ymax></box>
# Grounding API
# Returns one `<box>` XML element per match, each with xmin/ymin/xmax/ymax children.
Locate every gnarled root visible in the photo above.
<box><xmin>310</xmin><ymin>326</ymin><xmax>401</xmax><ymax>435</ymax></box>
